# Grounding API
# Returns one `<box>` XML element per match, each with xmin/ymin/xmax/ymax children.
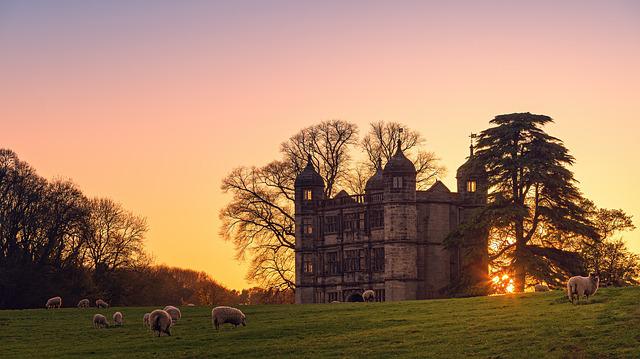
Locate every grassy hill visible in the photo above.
<box><xmin>1</xmin><ymin>287</ymin><xmax>639</xmax><ymax>358</ymax></box>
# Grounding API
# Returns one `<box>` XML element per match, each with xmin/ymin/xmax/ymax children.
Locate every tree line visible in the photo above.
<box><xmin>0</xmin><ymin>149</ymin><xmax>291</xmax><ymax>309</ymax></box>
<box><xmin>220</xmin><ymin>116</ymin><xmax>638</xmax><ymax>293</ymax></box>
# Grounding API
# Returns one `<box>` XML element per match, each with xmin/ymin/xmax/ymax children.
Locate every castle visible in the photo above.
<box><xmin>294</xmin><ymin>139</ymin><xmax>488</xmax><ymax>303</ymax></box>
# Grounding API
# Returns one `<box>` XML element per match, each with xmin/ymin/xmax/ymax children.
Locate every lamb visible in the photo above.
<box><xmin>77</xmin><ymin>299</ymin><xmax>90</xmax><ymax>308</ymax></box>
<box><xmin>143</xmin><ymin>313</ymin><xmax>151</xmax><ymax>328</ymax></box>
<box><xmin>362</xmin><ymin>290</ymin><xmax>376</xmax><ymax>302</ymax></box>
<box><xmin>93</xmin><ymin>314</ymin><xmax>109</xmax><ymax>328</ymax></box>
<box><xmin>113</xmin><ymin>311</ymin><xmax>124</xmax><ymax>326</ymax></box>
<box><xmin>163</xmin><ymin>306</ymin><xmax>181</xmax><ymax>324</ymax></box>
<box><xmin>567</xmin><ymin>274</ymin><xmax>600</xmax><ymax>304</ymax></box>
<box><xmin>95</xmin><ymin>299</ymin><xmax>109</xmax><ymax>308</ymax></box>
<box><xmin>149</xmin><ymin>309</ymin><xmax>172</xmax><ymax>337</ymax></box>
<box><xmin>211</xmin><ymin>306</ymin><xmax>246</xmax><ymax>330</ymax></box>
<box><xmin>534</xmin><ymin>284</ymin><xmax>550</xmax><ymax>292</ymax></box>
<box><xmin>46</xmin><ymin>296</ymin><xmax>62</xmax><ymax>309</ymax></box>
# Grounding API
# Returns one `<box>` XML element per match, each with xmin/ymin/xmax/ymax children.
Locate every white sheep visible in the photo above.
<box><xmin>567</xmin><ymin>274</ymin><xmax>600</xmax><ymax>304</ymax></box>
<box><xmin>212</xmin><ymin>306</ymin><xmax>246</xmax><ymax>330</ymax></box>
<box><xmin>95</xmin><ymin>299</ymin><xmax>109</xmax><ymax>308</ymax></box>
<box><xmin>46</xmin><ymin>296</ymin><xmax>62</xmax><ymax>309</ymax></box>
<box><xmin>93</xmin><ymin>314</ymin><xmax>109</xmax><ymax>328</ymax></box>
<box><xmin>143</xmin><ymin>313</ymin><xmax>151</xmax><ymax>328</ymax></box>
<box><xmin>113</xmin><ymin>311</ymin><xmax>124</xmax><ymax>326</ymax></box>
<box><xmin>362</xmin><ymin>290</ymin><xmax>376</xmax><ymax>302</ymax></box>
<box><xmin>149</xmin><ymin>309</ymin><xmax>172</xmax><ymax>337</ymax></box>
<box><xmin>163</xmin><ymin>306</ymin><xmax>181</xmax><ymax>324</ymax></box>
<box><xmin>534</xmin><ymin>284</ymin><xmax>550</xmax><ymax>292</ymax></box>
<box><xmin>77</xmin><ymin>299</ymin><xmax>90</xmax><ymax>308</ymax></box>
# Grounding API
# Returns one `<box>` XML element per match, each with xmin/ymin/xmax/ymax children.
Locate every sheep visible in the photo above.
<box><xmin>534</xmin><ymin>284</ymin><xmax>550</xmax><ymax>292</ymax></box>
<box><xmin>77</xmin><ymin>299</ymin><xmax>90</xmax><ymax>308</ymax></box>
<box><xmin>212</xmin><ymin>306</ymin><xmax>246</xmax><ymax>330</ymax></box>
<box><xmin>149</xmin><ymin>309</ymin><xmax>172</xmax><ymax>337</ymax></box>
<box><xmin>362</xmin><ymin>290</ymin><xmax>376</xmax><ymax>302</ymax></box>
<box><xmin>113</xmin><ymin>311</ymin><xmax>124</xmax><ymax>326</ymax></box>
<box><xmin>143</xmin><ymin>313</ymin><xmax>151</xmax><ymax>328</ymax></box>
<box><xmin>330</xmin><ymin>301</ymin><xmax>341</xmax><ymax>304</ymax></box>
<box><xmin>163</xmin><ymin>306</ymin><xmax>181</xmax><ymax>324</ymax></box>
<box><xmin>93</xmin><ymin>314</ymin><xmax>109</xmax><ymax>328</ymax></box>
<box><xmin>567</xmin><ymin>274</ymin><xmax>600</xmax><ymax>304</ymax></box>
<box><xmin>95</xmin><ymin>299</ymin><xmax>109</xmax><ymax>308</ymax></box>
<box><xmin>46</xmin><ymin>296</ymin><xmax>62</xmax><ymax>309</ymax></box>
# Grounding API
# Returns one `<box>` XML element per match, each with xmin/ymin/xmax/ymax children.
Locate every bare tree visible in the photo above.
<box><xmin>362</xmin><ymin>121</ymin><xmax>445</xmax><ymax>189</ymax></box>
<box><xmin>83</xmin><ymin>198</ymin><xmax>148</xmax><ymax>272</ymax></box>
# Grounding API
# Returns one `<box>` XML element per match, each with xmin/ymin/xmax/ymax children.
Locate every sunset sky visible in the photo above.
<box><xmin>1</xmin><ymin>1</ymin><xmax>639</xmax><ymax>289</ymax></box>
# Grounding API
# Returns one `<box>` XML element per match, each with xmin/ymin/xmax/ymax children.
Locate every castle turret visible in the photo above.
<box><xmin>365</xmin><ymin>158</ymin><xmax>384</xmax><ymax>194</ymax></box>
<box><xmin>382</xmin><ymin>140</ymin><xmax>418</xmax><ymax>301</ymax></box>
<box><xmin>456</xmin><ymin>145</ymin><xmax>487</xmax><ymax>205</ymax></box>
<box><xmin>294</xmin><ymin>155</ymin><xmax>324</xmax><ymax>304</ymax></box>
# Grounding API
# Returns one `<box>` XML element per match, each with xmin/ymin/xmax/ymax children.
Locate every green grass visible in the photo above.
<box><xmin>2</xmin><ymin>287</ymin><xmax>640</xmax><ymax>358</ymax></box>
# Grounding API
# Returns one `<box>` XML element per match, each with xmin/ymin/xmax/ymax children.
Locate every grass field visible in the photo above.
<box><xmin>1</xmin><ymin>287</ymin><xmax>639</xmax><ymax>358</ymax></box>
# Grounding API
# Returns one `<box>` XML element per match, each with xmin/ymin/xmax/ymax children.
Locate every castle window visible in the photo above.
<box><xmin>344</xmin><ymin>250</ymin><xmax>361</xmax><ymax>272</ymax></box>
<box><xmin>393</xmin><ymin>177</ymin><xmax>403</xmax><ymax>189</ymax></box>
<box><xmin>324</xmin><ymin>216</ymin><xmax>337</xmax><ymax>234</ymax></box>
<box><xmin>303</xmin><ymin>218</ymin><xmax>313</xmax><ymax>235</ymax></box>
<box><xmin>326</xmin><ymin>252</ymin><xmax>340</xmax><ymax>275</ymax></box>
<box><xmin>303</xmin><ymin>189</ymin><xmax>313</xmax><ymax>201</ymax></box>
<box><xmin>374</xmin><ymin>289</ymin><xmax>385</xmax><ymax>302</ymax></box>
<box><xmin>369</xmin><ymin>209</ymin><xmax>384</xmax><ymax>229</ymax></box>
<box><xmin>303</xmin><ymin>254</ymin><xmax>313</xmax><ymax>273</ymax></box>
<box><xmin>372</xmin><ymin>247</ymin><xmax>385</xmax><ymax>272</ymax></box>
<box><xmin>467</xmin><ymin>180</ymin><xmax>477</xmax><ymax>193</ymax></box>
<box><xmin>344</xmin><ymin>213</ymin><xmax>357</xmax><ymax>232</ymax></box>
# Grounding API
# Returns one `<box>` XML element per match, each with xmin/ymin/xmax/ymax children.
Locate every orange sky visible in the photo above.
<box><xmin>1</xmin><ymin>1</ymin><xmax>639</xmax><ymax>289</ymax></box>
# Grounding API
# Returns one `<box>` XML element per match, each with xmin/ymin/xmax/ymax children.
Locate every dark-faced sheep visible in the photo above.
<box><xmin>93</xmin><ymin>314</ymin><xmax>108</xmax><ymax>328</ymax></box>
<box><xmin>95</xmin><ymin>299</ymin><xmax>109</xmax><ymax>308</ymax></box>
<box><xmin>567</xmin><ymin>274</ymin><xmax>600</xmax><ymax>304</ymax></box>
<box><xmin>212</xmin><ymin>306</ymin><xmax>246</xmax><ymax>330</ymax></box>
<box><xmin>46</xmin><ymin>296</ymin><xmax>62</xmax><ymax>309</ymax></box>
<box><xmin>362</xmin><ymin>290</ymin><xmax>376</xmax><ymax>302</ymax></box>
<box><xmin>163</xmin><ymin>306</ymin><xmax>181</xmax><ymax>324</ymax></box>
<box><xmin>149</xmin><ymin>309</ymin><xmax>172</xmax><ymax>337</ymax></box>
<box><xmin>77</xmin><ymin>299</ymin><xmax>90</xmax><ymax>308</ymax></box>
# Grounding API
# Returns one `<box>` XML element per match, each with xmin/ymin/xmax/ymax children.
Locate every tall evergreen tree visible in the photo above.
<box><xmin>472</xmin><ymin>113</ymin><xmax>598</xmax><ymax>291</ymax></box>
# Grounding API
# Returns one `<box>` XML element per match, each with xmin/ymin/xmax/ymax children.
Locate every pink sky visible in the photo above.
<box><xmin>1</xmin><ymin>1</ymin><xmax>639</xmax><ymax>289</ymax></box>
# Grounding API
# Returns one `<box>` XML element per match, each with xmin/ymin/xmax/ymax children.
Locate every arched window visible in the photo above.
<box><xmin>303</xmin><ymin>189</ymin><xmax>313</xmax><ymax>201</ymax></box>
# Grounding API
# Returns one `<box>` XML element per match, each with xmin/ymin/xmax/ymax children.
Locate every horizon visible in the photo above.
<box><xmin>2</xmin><ymin>0</ymin><xmax>639</xmax><ymax>290</ymax></box>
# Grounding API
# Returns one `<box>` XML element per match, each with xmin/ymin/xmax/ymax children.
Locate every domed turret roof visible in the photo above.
<box><xmin>294</xmin><ymin>155</ymin><xmax>324</xmax><ymax>187</ymax></box>
<box><xmin>383</xmin><ymin>140</ymin><xmax>416</xmax><ymax>174</ymax></box>
<box><xmin>456</xmin><ymin>146</ymin><xmax>484</xmax><ymax>178</ymax></box>
<box><xmin>365</xmin><ymin>158</ymin><xmax>384</xmax><ymax>191</ymax></box>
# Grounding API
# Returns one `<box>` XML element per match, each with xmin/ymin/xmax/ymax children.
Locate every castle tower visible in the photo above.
<box><xmin>294</xmin><ymin>155</ymin><xmax>325</xmax><ymax>304</ymax></box>
<box><xmin>455</xmin><ymin>142</ymin><xmax>489</xmax><ymax>291</ymax></box>
<box><xmin>382</xmin><ymin>140</ymin><xmax>418</xmax><ymax>301</ymax></box>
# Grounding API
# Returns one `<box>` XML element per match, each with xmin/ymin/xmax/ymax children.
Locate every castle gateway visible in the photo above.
<box><xmin>294</xmin><ymin>140</ymin><xmax>488</xmax><ymax>303</ymax></box>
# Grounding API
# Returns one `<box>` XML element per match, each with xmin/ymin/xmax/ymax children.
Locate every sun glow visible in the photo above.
<box><xmin>492</xmin><ymin>273</ymin><xmax>515</xmax><ymax>294</ymax></box>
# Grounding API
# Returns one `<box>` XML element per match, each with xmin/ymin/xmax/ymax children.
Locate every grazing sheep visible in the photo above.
<box><xmin>163</xmin><ymin>306</ymin><xmax>181</xmax><ymax>324</ymax></box>
<box><xmin>113</xmin><ymin>311</ymin><xmax>123</xmax><ymax>326</ymax></box>
<box><xmin>330</xmin><ymin>301</ymin><xmax>341</xmax><ymax>304</ymax></box>
<box><xmin>362</xmin><ymin>290</ymin><xmax>376</xmax><ymax>302</ymax></box>
<box><xmin>567</xmin><ymin>274</ymin><xmax>600</xmax><ymax>304</ymax></box>
<box><xmin>187</xmin><ymin>303</ymin><xmax>196</xmax><ymax>307</ymax></box>
<box><xmin>143</xmin><ymin>313</ymin><xmax>151</xmax><ymax>328</ymax></box>
<box><xmin>46</xmin><ymin>296</ymin><xmax>62</xmax><ymax>309</ymax></box>
<box><xmin>149</xmin><ymin>309</ymin><xmax>172</xmax><ymax>337</ymax></box>
<box><xmin>534</xmin><ymin>284</ymin><xmax>550</xmax><ymax>292</ymax></box>
<box><xmin>212</xmin><ymin>306</ymin><xmax>246</xmax><ymax>330</ymax></box>
<box><xmin>77</xmin><ymin>299</ymin><xmax>90</xmax><ymax>308</ymax></box>
<box><xmin>93</xmin><ymin>314</ymin><xmax>108</xmax><ymax>328</ymax></box>
<box><xmin>96</xmin><ymin>299</ymin><xmax>109</xmax><ymax>308</ymax></box>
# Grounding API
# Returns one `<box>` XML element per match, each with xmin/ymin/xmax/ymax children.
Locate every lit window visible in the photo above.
<box><xmin>467</xmin><ymin>180</ymin><xmax>477</xmax><ymax>193</ymax></box>
<box><xmin>303</xmin><ymin>218</ymin><xmax>313</xmax><ymax>235</ymax></box>
<box><xmin>393</xmin><ymin>177</ymin><xmax>403</xmax><ymax>189</ymax></box>
<box><xmin>303</xmin><ymin>189</ymin><xmax>313</xmax><ymax>201</ymax></box>
<box><xmin>303</xmin><ymin>254</ymin><xmax>313</xmax><ymax>273</ymax></box>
